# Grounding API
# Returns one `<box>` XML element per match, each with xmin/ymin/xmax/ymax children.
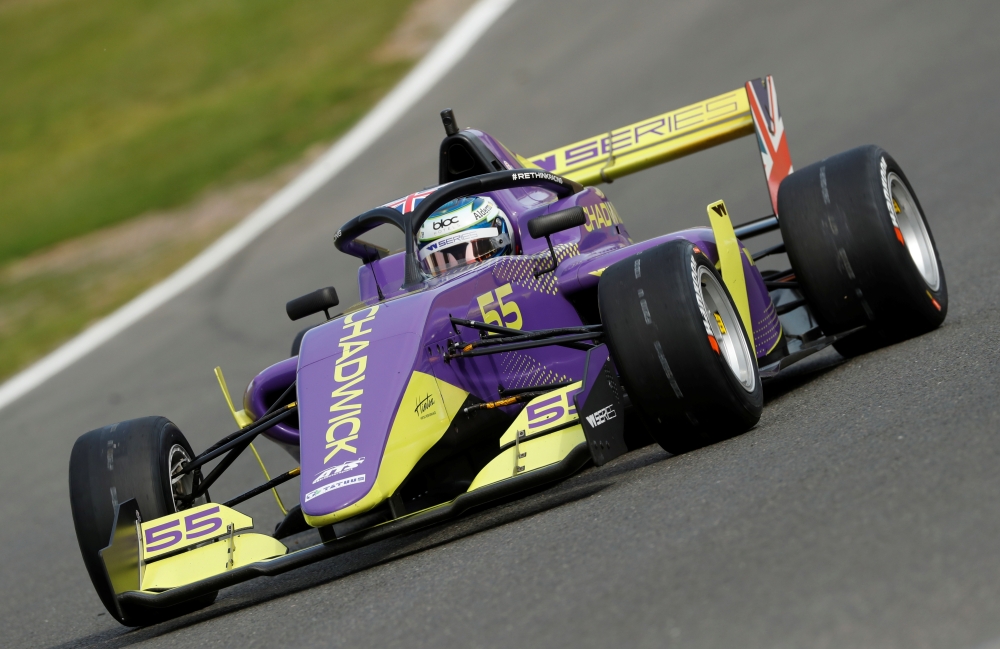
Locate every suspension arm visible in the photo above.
<box><xmin>179</xmin><ymin>404</ymin><xmax>298</xmax><ymax>476</ymax></box>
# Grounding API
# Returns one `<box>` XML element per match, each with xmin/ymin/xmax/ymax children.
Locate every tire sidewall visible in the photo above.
<box><xmin>872</xmin><ymin>151</ymin><xmax>948</xmax><ymax>325</ymax></box>
<box><xmin>684</xmin><ymin>250</ymin><xmax>764</xmax><ymax>427</ymax></box>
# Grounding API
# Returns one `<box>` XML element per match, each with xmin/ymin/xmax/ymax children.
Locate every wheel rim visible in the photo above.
<box><xmin>697</xmin><ymin>266</ymin><xmax>756</xmax><ymax>392</ymax></box>
<box><xmin>888</xmin><ymin>172</ymin><xmax>940</xmax><ymax>291</ymax></box>
<box><xmin>168</xmin><ymin>444</ymin><xmax>197</xmax><ymax>511</ymax></box>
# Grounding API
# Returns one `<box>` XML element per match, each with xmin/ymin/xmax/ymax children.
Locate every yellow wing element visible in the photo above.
<box><xmin>137</xmin><ymin>503</ymin><xmax>286</xmax><ymax>591</ymax></box>
<box><xmin>468</xmin><ymin>426</ymin><xmax>586</xmax><ymax>491</ymax></box>
<box><xmin>214</xmin><ymin>367</ymin><xmax>254</xmax><ymax>428</ymax></box>
<box><xmin>468</xmin><ymin>383</ymin><xmax>586</xmax><ymax>491</ymax></box>
<box><xmin>527</xmin><ymin>89</ymin><xmax>753</xmax><ymax>185</ymax></box>
<box><xmin>140</xmin><ymin>503</ymin><xmax>253</xmax><ymax>561</ymax></box>
<box><xmin>141</xmin><ymin>532</ymin><xmax>287</xmax><ymax>591</ymax></box>
<box><xmin>214</xmin><ymin>366</ymin><xmax>289</xmax><ymax>516</ymax></box>
<box><xmin>706</xmin><ymin>200</ymin><xmax>755</xmax><ymax>355</ymax></box>
<box><xmin>498</xmin><ymin>381</ymin><xmax>582</xmax><ymax>447</ymax></box>
<box><xmin>304</xmin><ymin>371</ymin><xmax>470</xmax><ymax>527</ymax></box>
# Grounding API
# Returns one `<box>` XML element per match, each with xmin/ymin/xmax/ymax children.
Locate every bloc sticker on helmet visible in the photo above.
<box><xmin>418</xmin><ymin>196</ymin><xmax>500</xmax><ymax>242</ymax></box>
<box><xmin>416</xmin><ymin>195</ymin><xmax>513</xmax><ymax>276</ymax></box>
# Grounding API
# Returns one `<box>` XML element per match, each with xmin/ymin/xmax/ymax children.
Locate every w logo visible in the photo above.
<box><xmin>585</xmin><ymin>405</ymin><xmax>616</xmax><ymax>428</ymax></box>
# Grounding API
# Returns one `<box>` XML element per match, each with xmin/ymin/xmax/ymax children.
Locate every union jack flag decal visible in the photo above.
<box><xmin>382</xmin><ymin>187</ymin><xmax>440</xmax><ymax>214</ymax></box>
<box><xmin>746</xmin><ymin>76</ymin><xmax>793</xmax><ymax>216</ymax></box>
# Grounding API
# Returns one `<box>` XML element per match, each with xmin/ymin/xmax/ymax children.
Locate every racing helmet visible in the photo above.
<box><xmin>417</xmin><ymin>196</ymin><xmax>512</xmax><ymax>276</ymax></box>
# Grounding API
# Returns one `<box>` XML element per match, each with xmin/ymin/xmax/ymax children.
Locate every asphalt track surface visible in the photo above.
<box><xmin>4</xmin><ymin>0</ymin><xmax>1000</xmax><ymax>647</ymax></box>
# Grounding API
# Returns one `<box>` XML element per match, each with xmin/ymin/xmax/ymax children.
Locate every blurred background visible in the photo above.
<box><xmin>0</xmin><ymin>0</ymin><xmax>470</xmax><ymax>382</ymax></box>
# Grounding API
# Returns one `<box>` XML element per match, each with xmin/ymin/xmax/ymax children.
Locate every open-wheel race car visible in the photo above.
<box><xmin>69</xmin><ymin>76</ymin><xmax>948</xmax><ymax>625</ymax></box>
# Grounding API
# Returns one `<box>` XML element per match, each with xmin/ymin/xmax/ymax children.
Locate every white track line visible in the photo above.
<box><xmin>0</xmin><ymin>0</ymin><xmax>517</xmax><ymax>414</ymax></box>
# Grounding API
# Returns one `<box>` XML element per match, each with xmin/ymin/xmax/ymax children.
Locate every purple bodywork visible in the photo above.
<box><xmin>243</xmin><ymin>129</ymin><xmax>782</xmax><ymax>524</ymax></box>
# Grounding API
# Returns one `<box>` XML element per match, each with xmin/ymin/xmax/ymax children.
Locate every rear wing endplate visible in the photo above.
<box><xmin>526</xmin><ymin>76</ymin><xmax>793</xmax><ymax>215</ymax></box>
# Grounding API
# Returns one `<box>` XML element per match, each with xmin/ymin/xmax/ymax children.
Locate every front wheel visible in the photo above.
<box><xmin>68</xmin><ymin>417</ymin><xmax>217</xmax><ymax>626</ymax></box>
<box><xmin>599</xmin><ymin>239</ymin><xmax>762</xmax><ymax>454</ymax></box>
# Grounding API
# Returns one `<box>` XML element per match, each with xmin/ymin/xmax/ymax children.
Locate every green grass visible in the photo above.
<box><xmin>0</xmin><ymin>235</ymin><xmax>216</xmax><ymax>378</ymax></box>
<box><xmin>0</xmin><ymin>0</ymin><xmax>414</xmax><ymax>265</ymax></box>
<box><xmin>0</xmin><ymin>0</ymin><xmax>423</xmax><ymax>382</ymax></box>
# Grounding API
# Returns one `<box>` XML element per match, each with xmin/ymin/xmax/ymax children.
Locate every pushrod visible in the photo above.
<box><xmin>222</xmin><ymin>468</ymin><xmax>301</xmax><ymax>509</ymax></box>
<box><xmin>180</xmin><ymin>404</ymin><xmax>297</xmax><ymax>475</ymax></box>
<box><xmin>447</xmin><ymin>332</ymin><xmax>600</xmax><ymax>359</ymax></box>
<box><xmin>733</xmin><ymin>214</ymin><xmax>780</xmax><ymax>239</ymax></box>
<box><xmin>458</xmin><ymin>325</ymin><xmax>606</xmax><ymax>351</ymax></box>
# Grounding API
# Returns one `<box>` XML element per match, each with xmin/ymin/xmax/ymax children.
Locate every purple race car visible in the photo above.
<box><xmin>69</xmin><ymin>77</ymin><xmax>947</xmax><ymax>625</ymax></box>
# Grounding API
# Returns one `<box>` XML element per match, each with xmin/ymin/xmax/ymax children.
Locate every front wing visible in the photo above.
<box><xmin>101</xmin><ymin>346</ymin><xmax>624</xmax><ymax>611</ymax></box>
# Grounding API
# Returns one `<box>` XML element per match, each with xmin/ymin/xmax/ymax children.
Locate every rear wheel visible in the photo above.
<box><xmin>290</xmin><ymin>325</ymin><xmax>313</xmax><ymax>356</ymax></box>
<box><xmin>777</xmin><ymin>145</ymin><xmax>947</xmax><ymax>355</ymax></box>
<box><xmin>68</xmin><ymin>417</ymin><xmax>217</xmax><ymax>626</ymax></box>
<box><xmin>599</xmin><ymin>239</ymin><xmax>762</xmax><ymax>454</ymax></box>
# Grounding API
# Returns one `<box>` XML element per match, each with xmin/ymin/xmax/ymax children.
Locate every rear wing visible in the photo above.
<box><xmin>525</xmin><ymin>76</ymin><xmax>793</xmax><ymax>215</ymax></box>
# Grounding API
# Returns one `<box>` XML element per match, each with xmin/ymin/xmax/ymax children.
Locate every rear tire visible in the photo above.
<box><xmin>777</xmin><ymin>145</ymin><xmax>947</xmax><ymax>356</ymax></box>
<box><xmin>68</xmin><ymin>417</ymin><xmax>217</xmax><ymax>626</ymax></box>
<box><xmin>290</xmin><ymin>325</ymin><xmax>313</xmax><ymax>357</ymax></box>
<box><xmin>599</xmin><ymin>239</ymin><xmax>762</xmax><ymax>454</ymax></box>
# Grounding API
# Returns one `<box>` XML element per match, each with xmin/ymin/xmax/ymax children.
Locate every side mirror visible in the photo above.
<box><xmin>526</xmin><ymin>206</ymin><xmax>586</xmax><ymax>276</ymax></box>
<box><xmin>286</xmin><ymin>286</ymin><xmax>339</xmax><ymax>322</ymax></box>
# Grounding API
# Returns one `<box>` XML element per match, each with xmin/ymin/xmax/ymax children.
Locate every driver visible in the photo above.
<box><xmin>417</xmin><ymin>196</ymin><xmax>513</xmax><ymax>276</ymax></box>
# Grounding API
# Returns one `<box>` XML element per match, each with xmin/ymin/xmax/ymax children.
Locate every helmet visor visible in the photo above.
<box><xmin>418</xmin><ymin>227</ymin><xmax>504</xmax><ymax>276</ymax></box>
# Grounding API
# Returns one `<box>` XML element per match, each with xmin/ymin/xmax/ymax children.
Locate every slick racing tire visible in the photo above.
<box><xmin>290</xmin><ymin>326</ymin><xmax>308</xmax><ymax>357</ymax></box>
<box><xmin>599</xmin><ymin>239</ymin><xmax>762</xmax><ymax>454</ymax></box>
<box><xmin>68</xmin><ymin>417</ymin><xmax>217</xmax><ymax>626</ymax></box>
<box><xmin>778</xmin><ymin>145</ymin><xmax>947</xmax><ymax>356</ymax></box>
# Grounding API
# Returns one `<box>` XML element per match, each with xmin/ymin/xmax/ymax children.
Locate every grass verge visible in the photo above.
<box><xmin>0</xmin><ymin>0</ymin><xmax>474</xmax><ymax>382</ymax></box>
<box><xmin>0</xmin><ymin>0</ymin><xmax>414</xmax><ymax>264</ymax></box>
<box><xmin>0</xmin><ymin>151</ymin><xmax>318</xmax><ymax>380</ymax></box>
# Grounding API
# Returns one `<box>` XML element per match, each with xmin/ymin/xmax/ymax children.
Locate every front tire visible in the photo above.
<box><xmin>599</xmin><ymin>239</ymin><xmax>762</xmax><ymax>454</ymax></box>
<box><xmin>68</xmin><ymin>417</ymin><xmax>216</xmax><ymax>626</ymax></box>
<box><xmin>777</xmin><ymin>145</ymin><xmax>947</xmax><ymax>355</ymax></box>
